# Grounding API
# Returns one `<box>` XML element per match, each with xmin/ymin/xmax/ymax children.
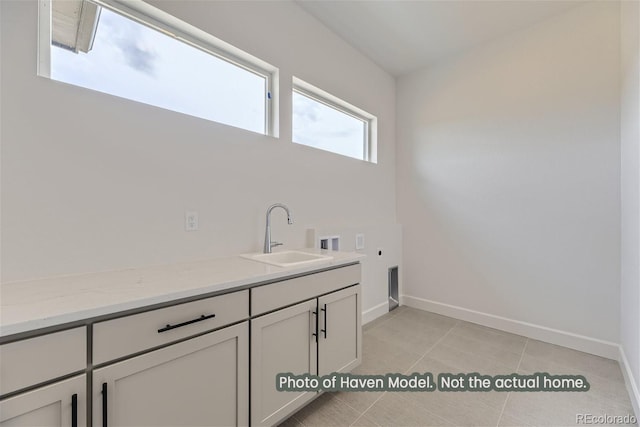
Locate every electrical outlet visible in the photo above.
<box><xmin>185</xmin><ymin>211</ymin><xmax>198</xmax><ymax>231</ymax></box>
<box><xmin>355</xmin><ymin>233</ymin><xmax>365</xmax><ymax>250</ymax></box>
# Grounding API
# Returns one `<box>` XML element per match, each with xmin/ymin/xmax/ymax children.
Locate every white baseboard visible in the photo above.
<box><xmin>362</xmin><ymin>301</ymin><xmax>389</xmax><ymax>325</ymax></box>
<box><xmin>619</xmin><ymin>346</ymin><xmax>640</xmax><ymax>417</ymax></box>
<box><xmin>401</xmin><ymin>294</ymin><xmax>620</xmax><ymax>360</ymax></box>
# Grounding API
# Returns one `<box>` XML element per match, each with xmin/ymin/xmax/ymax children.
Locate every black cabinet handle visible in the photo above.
<box><xmin>71</xmin><ymin>393</ymin><xmax>77</xmax><ymax>427</ymax></box>
<box><xmin>157</xmin><ymin>314</ymin><xmax>216</xmax><ymax>333</ymax></box>
<box><xmin>321</xmin><ymin>304</ymin><xmax>327</xmax><ymax>339</ymax></box>
<box><xmin>102</xmin><ymin>382</ymin><xmax>108</xmax><ymax>427</ymax></box>
<box><xmin>311</xmin><ymin>310</ymin><xmax>318</xmax><ymax>342</ymax></box>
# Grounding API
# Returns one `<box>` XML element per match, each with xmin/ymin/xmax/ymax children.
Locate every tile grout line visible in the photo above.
<box><xmin>496</xmin><ymin>337</ymin><xmax>529</xmax><ymax>427</ymax></box>
<box><xmin>347</xmin><ymin>391</ymin><xmax>388</xmax><ymax>427</ymax></box>
<box><xmin>348</xmin><ymin>314</ymin><xmax>459</xmax><ymax>426</ymax></box>
<box><xmin>344</xmin><ymin>309</ymin><xmax>409</xmax><ymax>427</ymax></box>
<box><xmin>332</xmin><ymin>394</ymin><xmax>363</xmax><ymax>416</ymax></box>
<box><xmin>404</xmin><ymin>320</ymin><xmax>460</xmax><ymax>375</ymax></box>
<box><xmin>292</xmin><ymin>310</ymin><xmax>633</xmax><ymax>427</ymax></box>
<box><xmin>363</xmin><ymin>307</ymin><xmax>403</xmax><ymax>332</ymax></box>
<box><xmin>394</xmin><ymin>321</ymin><xmax>463</xmax><ymax>427</ymax></box>
<box><xmin>332</xmin><ymin>391</ymin><xmax>380</xmax><ymax>426</ymax></box>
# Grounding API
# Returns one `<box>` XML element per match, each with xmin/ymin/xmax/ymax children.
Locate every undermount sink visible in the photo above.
<box><xmin>242</xmin><ymin>250</ymin><xmax>332</xmax><ymax>268</ymax></box>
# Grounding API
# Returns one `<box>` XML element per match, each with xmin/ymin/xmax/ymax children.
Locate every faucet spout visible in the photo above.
<box><xmin>264</xmin><ymin>203</ymin><xmax>293</xmax><ymax>253</ymax></box>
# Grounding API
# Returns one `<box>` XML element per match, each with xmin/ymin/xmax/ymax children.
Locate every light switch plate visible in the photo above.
<box><xmin>355</xmin><ymin>233</ymin><xmax>365</xmax><ymax>250</ymax></box>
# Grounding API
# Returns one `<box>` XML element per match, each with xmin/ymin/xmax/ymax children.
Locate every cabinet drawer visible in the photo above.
<box><xmin>93</xmin><ymin>323</ymin><xmax>248</xmax><ymax>427</ymax></box>
<box><xmin>93</xmin><ymin>290</ymin><xmax>248</xmax><ymax>365</ymax></box>
<box><xmin>0</xmin><ymin>327</ymin><xmax>86</xmax><ymax>396</ymax></box>
<box><xmin>251</xmin><ymin>264</ymin><xmax>360</xmax><ymax>316</ymax></box>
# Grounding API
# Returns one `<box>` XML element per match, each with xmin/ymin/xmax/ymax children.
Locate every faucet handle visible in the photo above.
<box><xmin>270</xmin><ymin>241</ymin><xmax>283</xmax><ymax>249</ymax></box>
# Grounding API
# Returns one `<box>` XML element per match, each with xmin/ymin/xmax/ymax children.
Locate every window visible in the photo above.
<box><xmin>292</xmin><ymin>78</ymin><xmax>376</xmax><ymax>162</ymax></box>
<box><xmin>38</xmin><ymin>0</ymin><xmax>276</xmax><ymax>135</ymax></box>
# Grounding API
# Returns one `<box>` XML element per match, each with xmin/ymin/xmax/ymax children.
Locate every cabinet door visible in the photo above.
<box><xmin>0</xmin><ymin>375</ymin><xmax>86</xmax><ymax>427</ymax></box>
<box><xmin>93</xmin><ymin>322</ymin><xmax>248</xmax><ymax>427</ymax></box>
<box><xmin>251</xmin><ymin>300</ymin><xmax>318</xmax><ymax>427</ymax></box>
<box><xmin>318</xmin><ymin>285</ymin><xmax>362</xmax><ymax>376</ymax></box>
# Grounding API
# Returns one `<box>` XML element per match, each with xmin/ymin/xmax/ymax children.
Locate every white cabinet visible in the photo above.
<box><xmin>251</xmin><ymin>265</ymin><xmax>361</xmax><ymax>316</ymax></box>
<box><xmin>0</xmin><ymin>375</ymin><xmax>86</xmax><ymax>427</ymax></box>
<box><xmin>93</xmin><ymin>322</ymin><xmax>248</xmax><ymax>427</ymax></box>
<box><xmin>318</xmin><ymin>285</ymin><xmax>361</xmax><ymax>376</ymax></box>
<box><xmin>0</xmin><ymin>327</ymin><xmax>87</xmax><ymax>427</ymax></box>
<box><xmin>1</xmin><ymin>262</ymin><xmax>361</xmax><ymax>427</ymax></box>
<box><xmin>93</xmin><ymin>291</ymin><xmax>248</xmax><ymax>365</ymax></box>
<box><xmin>251</xmin><ymin>275</ymin><xmax>362</xmax><ymax>427</ymax></box>
<box><xmin>0</xmin><ymin>328</ymin><xmax>86</xmax><ymax>397</ymax></box>
<box><xmin>91</xmin><ymin>290</ymin><xmax>249</xmax><ymax>426</ymax></box>
<box><xmin>251</xmin><ymin>300</ymin><xmax>318</xmax><ymax>427</ymax></box>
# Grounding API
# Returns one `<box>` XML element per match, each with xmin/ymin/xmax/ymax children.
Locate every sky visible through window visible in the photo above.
<box><xmin>292</xmin><ymin>91</ymin><xmax>367</xmax><ymax>161</ymax></box>
<box><xmin>51</xmin><ymin>6</ymin><xmax>267</xmax><ymax>134</ymax></box>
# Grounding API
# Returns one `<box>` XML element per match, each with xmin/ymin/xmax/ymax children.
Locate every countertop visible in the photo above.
<box><xmin>0</xmin><ymin>249</ymin><xmax>364</xmax><ymax>339</ymax></box>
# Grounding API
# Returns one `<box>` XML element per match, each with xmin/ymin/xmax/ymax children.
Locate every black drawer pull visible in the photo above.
<box><xmin>157</xmin><ymin>314</ymin><xmax>216</xmax><ymax>333</ymax></box>
<box><xmin>321</xmin><ymin>304</ymin><xmax>327</xmax><ymax>339</ymax></box>
<box><xmin>312</xmin><ymin>310</ymin><xmax>318</xmax><ymax>342</ymax></box>
<box><xmin>101</xmin><ymin>383</ymin><xmax>107</xmax><ymax>427</ymax></box>
<box><xmin>71</xmin><ymin>393</ymin><xmax>77</xmax><ymax>427</ymax></box>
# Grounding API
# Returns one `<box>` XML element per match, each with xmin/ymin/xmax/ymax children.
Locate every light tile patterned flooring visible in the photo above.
<box><xmin>279</xmin><ymin>306</ymin><xmax>637</xmax><ymax>426</ymax></box>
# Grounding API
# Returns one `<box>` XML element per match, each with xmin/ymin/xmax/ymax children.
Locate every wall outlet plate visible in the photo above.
<box><xmin>355</xmin><ymin>233</ymin><xmax>365</xmax><ymax>250</ymax></box>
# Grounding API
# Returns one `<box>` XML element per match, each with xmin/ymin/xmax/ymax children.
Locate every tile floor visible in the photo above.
<box><xmin>279</xmin><ymin>306</ymin><xmax>637</xmax><ymax>427</ymax></box>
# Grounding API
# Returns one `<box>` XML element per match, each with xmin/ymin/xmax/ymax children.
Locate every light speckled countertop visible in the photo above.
<box><xmin>0</xmin><ymin>249</ymin><xmax>363</xmax><ymax>338</ymax></box>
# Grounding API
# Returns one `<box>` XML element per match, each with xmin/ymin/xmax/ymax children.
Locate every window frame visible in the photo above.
<box><xmin>292</xmin><ymin>77</ymin><xmax>377</xmax><ymax>163</ymax></box>
<box><xmin>37</xmin><ymin>0</ymin><xmax>278</xmax><ymax>136</ymax></box>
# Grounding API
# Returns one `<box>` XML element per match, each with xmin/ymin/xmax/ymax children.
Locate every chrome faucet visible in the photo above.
<box><xmin>263</xmin><ymin>203</ymin><xmax>294</xmax><ymax>253</ymax></box>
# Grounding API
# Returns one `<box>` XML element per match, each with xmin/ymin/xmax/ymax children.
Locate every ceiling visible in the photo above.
<box><xmin>295</xmin><ymin>0</ymin><xmax>582</xmax><ymax>76</ymax></box>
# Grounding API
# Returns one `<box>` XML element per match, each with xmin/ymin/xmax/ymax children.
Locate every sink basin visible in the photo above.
<box><xmin>242</xmin><ymin>250</ymin><xmax>332</xmax><ymax>268</ymax></box>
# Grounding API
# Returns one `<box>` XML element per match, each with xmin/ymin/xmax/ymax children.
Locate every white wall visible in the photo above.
<box><xmin>620</xmin><ymin>0</ymin><xmax>640</xmax><ymax>414</ymax></box>
<box><xmin>397</xmin><ymin>2</ymin><xmax>621</xmax><ymax>353</ymax></box>
<box><xmin>0</xmin><ymin>0</ymin><xmax>398</xmax><ymax>315</ymax></box>
<box><xmin>308</xmin><ymin>223</ymin><xmax>403</xmax><ymax>323</ymax></box>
